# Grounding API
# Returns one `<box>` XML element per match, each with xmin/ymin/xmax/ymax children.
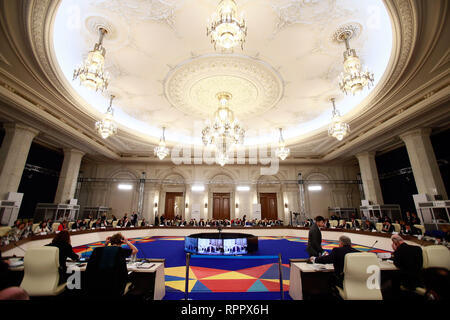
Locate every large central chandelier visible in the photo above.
<box><xmin>336</xmin><ymin>29</ymin><xmax>374</xmax><ymax>95</ymax></box>
<box><xmin>154</xmin><ymin>127</ymin><xmax>170</xmax><ymax>160</ymax></box>
<box><xmin>73</xmin><ymin>27</ymin><xmax>109</xmax><ymax>92</ymax></box>
<box><xmin>328</xmin><ymin>98</ymin><xmax>350</xmax><ymax>141</ymax></box>
<box><xmin>95</xmin><ymin>95</ymin><xmax>117</xmax><ymax>139</ymax></box>
<box><xmin>275</xmin><ymin>128</ymin><xmax>290</xmax><ymax>160</ymax></box>
<box><xmin>202</xmin><ymin>92</ymin><xmax>245</xmax><ymax>165</ymax></box>
<box><xmin>207</xmin><ymin>0</ymin><xmax>247</xmax><ymax>51</ymax></box>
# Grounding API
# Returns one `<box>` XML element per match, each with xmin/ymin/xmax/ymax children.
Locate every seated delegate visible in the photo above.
<box><xmin>85</xmin><ymin>233</ymin><xmax>138</xmax><ymax>297</ymax></box>
<box><xmin>308</xmin><ymin>235</ymin><xmax>359</xmax><ymax>288</ymax></box>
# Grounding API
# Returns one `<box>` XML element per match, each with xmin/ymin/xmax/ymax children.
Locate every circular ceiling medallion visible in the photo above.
<box><xmin>164</xmin><ymin>54</ymin><xmax>284</xmax><ymax>120</ymax></box>
<box><xmin>331</xmin><ymin>22</ymin><xmax>362</xmax><ymax>44</ymax></box>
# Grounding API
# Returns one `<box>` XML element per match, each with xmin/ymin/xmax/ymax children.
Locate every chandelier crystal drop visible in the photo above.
<box><xmin>73</xmin><ymin>27</ymin><xmax>109</xmax><ymax>91</ymax></box>
<box><xmin>337</xmin><ymin>31</ymin><xmax>374</xmax><ymax>95</ymax></box>
<box><xmin>95</xmin><ymin>95</ymin><xmax>117</xmax><ymax>139</ymax></box>
<box><xmin>154</xmin><ymin>127</ymin><xmax>170</xmax><ymax>160</ymax></box>
<box><xmin>207</xmin><ymin>0</ymin><xmax>247</xmax><ymax>51</ymax></box>
<box><xmin>216</xmin><ymin>151</ymin><xmax>229</xmax><ymax>167</ymax></box>
<box><xmin>328</xmin><ymin>98</ymin><xmax>350</xmax><ymax>141</ymax></box>
<box><xmin>275</xmin><ymin>128</ymin><xmax>290</xmax><ymax>160</ymax></box>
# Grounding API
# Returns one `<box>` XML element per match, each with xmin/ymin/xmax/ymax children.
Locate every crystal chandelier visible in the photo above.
<box><xmin>202</xmin><ymin>92</ymin><xmax>244</xmax><ymax>147</ymax></box>
<box><xmin>95</xmin><ymin>95</ymin><xmax>117</xmax><ymax>139</ymax></box>
<box><xmin>207</xmin><ymin>0</ymin><xmax>247</xmax><ymax>51</ymax></box>
<box><xmin>328</xmin><ymin>98</ymin><xmax>350</xmax><ymax>141</ymax></box>
<box><xmin>337</xmin><ymin>30</ymin><xmax>374</xmax><ymax>95</ymax></box>
<box><xmin>73</xmin><ymin>27</ymin><xmax>109</xmax><ymax>91</ymax></box>
<box><xmin>202</xmin><ymin>92</ymin><xmax>244</xmax><ymax>166</ymax></box>
<box><xmin>154</xmin><ymin>127</ymin><xmax>170</xmax><ymax>160</ymax></box>
<box><xmin>275</xmin><ymin>128</ymin><xmax>290</xmax><ymax>160</ymax></box>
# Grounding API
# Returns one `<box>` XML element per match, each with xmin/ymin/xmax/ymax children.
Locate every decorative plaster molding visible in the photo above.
<box><xmin>164</xmin><ymin>54</ymin><xmax>284</xmax><ymax>120</ymax></box>
<box><xmin>0</xmin><ymin>53</ymin><xmax>11</xmax><ymax>66</ymax></box>
<box><xmin>271</xmin><ymin>0</ymin><xmax>354</xmax><ymax>34</ymax></box>
<box><xmin>89</xmin><ymin>0</ymin><xmax>185</xmax><ymax>30</ymax></box>
<box><xmin>14</xmin><ymin>0</ymin><xmax>431</xmax><ymax>163</ymax></box>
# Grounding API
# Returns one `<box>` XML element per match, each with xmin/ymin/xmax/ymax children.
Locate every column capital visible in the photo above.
<box><xmin>355</xmin><ymin>151</ymin><xmax>376</xmax><ymax>160</ymax></box>
<box><xmin>62</xmin><ymin>148</ymin><xmax>85</xmax><ymax>157</ymax></box>
<box><xmin>3</xmin><ymin>122</ymin><xmax>39</xmax><ymax>137</ymax></box>
<box><xmin>399</xmin><ymin>128</ymin><xmax>432</xmax><ymax>141</ymax></box>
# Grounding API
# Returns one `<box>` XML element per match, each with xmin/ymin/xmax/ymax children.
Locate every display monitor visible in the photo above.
<box><xmin>197</xmin><ymin>238</ymin><xmax>223</xmax><ymax>255</ymax></box>
<box><xmin>223</xmin><ymin>238</ymin><xmax>247</xmax><ymax>255</ymax></box>
<box><xmin>184</xmin><ymin>236</ymin><xmax>198</xmax><ymax>253</ymax></box>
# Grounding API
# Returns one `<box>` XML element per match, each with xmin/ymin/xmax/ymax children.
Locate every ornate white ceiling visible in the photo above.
<box><xmin>52</xmin><ymin>0</ymin><xmax>393</xmax><ymax>147</ymax></box>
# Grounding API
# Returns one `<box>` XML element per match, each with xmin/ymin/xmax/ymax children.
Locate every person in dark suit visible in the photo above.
<box><xmin>382</xmin><ymin>220</ymin><xmax>395</xmax><ymax>233</ymax></box>
<box><xmin>391</xmin><ymin>235</ymin><xmax>423</xmax><ymax>291</ymax></box>
<box><xmin>306</xmin><ymin>216</ymin><xmax>325</xmax><ymax>257</ymax></box>
<box><xmin>131</xmin><ymin>212</ymin><xmax>138</xmax><ymax>226</ymax></box>
<box><xmin>362</xmin><ymin>220</ymin><xmax>375</xmax><ymax>231</ymax></box>
<box><xmin>86</xmin><ymin>233</ymin><xmax>138</xmax><ymax>298</ymax></box>
<box><xmin>46</xmin><ymin>230</ymin><xmax>79</xmax><ymax>283</ymax></box>
<box><xmin>309</xmin><ymin>235</ymin><xmax>359</xmax><ymax>288</ymax></box>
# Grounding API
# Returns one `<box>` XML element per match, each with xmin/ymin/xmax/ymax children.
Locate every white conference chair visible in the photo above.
<box><xmin>392</xmin><ymin>223</ymin><xmax>401</xmax><ymax>233</ymax></box>
<box><xmin>20</xmin><ymin>247</ymin><xmax>66</xmax><ymax>296</ymax></box>
<box><xmin>338</xmin><ymin>252</ymin><xmax>383</xmax><ymax>300</ymax></box>
<box><xmin>422</xmin><ymin>245</ymin><xmax>450</xmax><ymax>270</ymax></box>
<box><xmin>51</xmin><ymin>223</ymin><xmax>60</xmax><ymax>233</ymax></box>
<box><xmin>31</xmin><ymin>223</ymin><xmax>40</xmax><ymax>233</ymax></box>
<box><xmin>375</xmin><ymin>223</ymin><xmax>383</xmax><ymax>232</ymax></box>
<box><xmin>0</xmin><ymin>226</ymin><xmax>11</xmax><ymax>237</ymax></box>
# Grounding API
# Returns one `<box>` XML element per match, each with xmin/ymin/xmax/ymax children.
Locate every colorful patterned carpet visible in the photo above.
<box><xmin>73</xmin><ymin>235</ymin><xmax>390</xmax><ymax>300</ymax></box>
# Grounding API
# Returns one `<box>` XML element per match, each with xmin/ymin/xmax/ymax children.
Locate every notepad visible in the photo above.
<box><xmin>312</xmin><ymin>264</ymin><xmax>327</xmax><ymax>270</ymax></box>
<box><xmin>137</xmin><ymin>263</ymin><xmax>154</xmax><ymax>269</ymax></box>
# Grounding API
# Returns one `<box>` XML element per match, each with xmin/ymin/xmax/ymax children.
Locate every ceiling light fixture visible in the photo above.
<box><xmin>73</xmin><ymin>27</ymin><xmax>109</xmax><ymax>92</ymax></box>
<box><xmin>95</xmin><ymin>95</ymin><xmax>117</xmax><ymax>139</ymax></box>
<box><xmin>207</xmin><ymin>0</ymin><xmax>247</xmax><ymax>51</ymax></box>
<box><xmin>308</xmin><ymin>185</ymin><xmax>322</xmax><ymax>191</ymax></box>
<box><xmin>328</xmin><ymin>98</ymin><xmax>350</xmax><ymax>141</ymax></box>
<box><xmin>192</xmin><ymin>185</ymin><xmax>205</xmax><ymax>192</ymax></box>
<box><xmin>336</xmin><ymin>28</ymin><xmax>374</xmax><ymax>95</ymax></box>
<box><xmin>202</xmin><ymin>92</ymin><xmax>245</xmax><ymax>166</ymax></box>
<box><xmin>275</xmin><ymin>128</ymin><xmax>290</xmax><ymax>160</ymax></box>
<box><xmin>154</xmin><ymin>127</ymin><xmax>170</xmax><ymax>160</ymax></box>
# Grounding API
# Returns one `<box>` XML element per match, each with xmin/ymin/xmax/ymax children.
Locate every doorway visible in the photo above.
<box><xmin>260</xmin><ymin>193</ymin><xmax>278</xmax><ymax>220</ymax></box>
<box><xmin>164</xmin><ymin>192</ymin><xmax>184</xmax><ymax>220</ymax></box>
<box><xmin>212</xmin><ymin>193</ymin><xmax>231</xmax><ymax>220</ymax></box>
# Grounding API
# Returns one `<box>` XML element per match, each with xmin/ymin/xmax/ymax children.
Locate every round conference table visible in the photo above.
<box><xmin>2</xmin><ymin>226</ymin><xmax>434</xmax><ymax>300</ymax></box>
<box><xmin>2</xmin><ymin>225</ymin><xmax>432</xmax><ymax>256</ymax></box>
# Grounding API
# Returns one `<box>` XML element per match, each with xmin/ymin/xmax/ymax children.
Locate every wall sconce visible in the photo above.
<box><xmin>284</xmin><ymin>203</ymin><xmax>288</xmax><ymax>208</ymax></box>
<box><xmin>236</xmin><ymin>203</ymin><xmax>239</xmax><ymax>209</ymax></box>
<box><xmin>205</xmin><ymin>203</ymin><xmax>208</xmax><ymax>208</ymax></box>
<box><xmin>185</xmin><ymin>203</ymin><xmax>189</xmax><ymax>208</ymax></box>
<box><xmin>154</xmin><ymin>203</ymin><xmax>158</xmax><ymax>208</ymax></box>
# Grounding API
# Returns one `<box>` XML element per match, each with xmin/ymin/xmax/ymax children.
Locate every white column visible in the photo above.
<box><xmin>356</xmin><ymin>151</ymin><xmax>384</xmax><ymax>204</ymax></box>
<box><xmin>54</xmin><ymin>148</ymin><xmax>84</xmax><ymax>204</ymax></box>
<box><xmin>400</xmin><ymin>128</ymin><xmax>447</xmax><ymax>199</ymax></box>
<box><xmin>0</xmin><ymin>123</ymin><xmax>39</xmax><ymax>199</ymax></box>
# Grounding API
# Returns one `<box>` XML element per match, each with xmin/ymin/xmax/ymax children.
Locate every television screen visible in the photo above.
<box><xmin>197</xmin><ymin>238</ymin><xmax>223</xmax><ymax>255</ymax></box>
<box><xmin>224</xmin><ymin>238</ymin><xmax>247</xmax><ymax>255</ymax></box>
<box><xmin>184</xmin><ymin>236</ymin><xmax>198</xmax><ymax>253</ymax></box>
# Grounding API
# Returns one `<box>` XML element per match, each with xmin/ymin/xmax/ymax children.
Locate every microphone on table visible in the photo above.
<box><xmin>12</xmin><ymin>241</ymin><xmax>26</xmax><ymax>257</ymax></box>
<box><xmin>370</xmin><ymin>240</ymin><xmax>378</xmax><ymax>250</ymax></box>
